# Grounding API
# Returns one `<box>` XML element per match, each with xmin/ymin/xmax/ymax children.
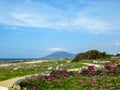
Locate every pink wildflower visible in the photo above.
<box><xmin>110</xmin><ymin>87</ymin><xmax>112</xmax><ymax>90</ymax></box>
<box><xmin>92</xmin><ymin>78</ymin><xmax>97</xmax><ymax>82</ymax></box>
<box><xmin>110</xmin><ymin>64</ymin><xmax>117</xmax><ymax>68</ymax></box>
<box><xmin>32</xmin><ymin>87</ymin><xmax>36</xmax><ymax>90</ymax></box>
<box><xmin>104</xmin><ymin>62</ymin><xmax>117</xmax><ymax>69</ymax></box>
<box><xmin>47</xmin><ymin>77</ymin><xmax>52</xmax><ymax>81</ymax></box>
<box><xmin>91</xmin><ymin>88</ymin><xmax>95</xmax><ymax>90</ymax></box>
<box><xmin>78</xmin><ymin>80</ymin><xmax>83</xmax><ymax>83</ymax></box>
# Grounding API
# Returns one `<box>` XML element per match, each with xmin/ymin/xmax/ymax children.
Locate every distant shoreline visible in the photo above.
<box><xmin>0</xmin><ymin>59</ymin><xmax>52</xmax><ymax>67</ymax></box>
<box><xmin>0</xmin><ymin>58</ymin><xmax>38</xmax><ymax>61</ymax></box>
<box><xmin>0</xmin><ymin>58</ymin><xmax>47</xmax><ymax>65</ymax></box>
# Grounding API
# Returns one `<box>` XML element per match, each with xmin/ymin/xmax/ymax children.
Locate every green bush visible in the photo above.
<box><xmin>73</xmin><ymin>50</ymin><xmax>111</xmax><ymax>61</ymax></box>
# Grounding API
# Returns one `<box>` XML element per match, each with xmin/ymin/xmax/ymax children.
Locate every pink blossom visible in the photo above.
<box><xmin>110</xmin><ymin>64</ymin><xmax>117</xmax><ymax>68</ymax></box>
<box><xmin>47</xmin><ymin>77</ymin><xmax>52</xmax><ymax>81</ymax></box>
<box><xmin>78</xmin><ymin>80</ymin><xmax>83</xmax><ymax>83</ymax></box>
<box><xmin>92</xmin><ymin>78</ymin><xmax>97</xmax><ymax>82</ymax></box>
<box><xmin>104</xmin><ymin>62</ymin><xmax>117</xmax><ymax>69</ymax></box>
<box><xmin>32</xmin><ymin>87</ymin><xmax>36</xmax><ymax>90</ymax></box>
<box><xmin>91</xmin><ymin>88</ymin><xmax>95</xmax><ymax>90</ymax></box>
<box><xmin>110</xmin><ymin>87</ymin><xmax>112</xmax><ymax>90</ymax></box>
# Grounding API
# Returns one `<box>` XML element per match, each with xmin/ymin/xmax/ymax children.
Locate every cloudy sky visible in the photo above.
<box><xmin>0</xmin><ymin>0</ymin><xmax>120</xmax><ymax>58</ymax></box>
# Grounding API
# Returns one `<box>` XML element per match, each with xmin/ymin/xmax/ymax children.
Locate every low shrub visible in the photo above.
<box><xmin>18</xmin><ymin>62</ymin><xmax>120</xmax><ymax>90</ymax></box>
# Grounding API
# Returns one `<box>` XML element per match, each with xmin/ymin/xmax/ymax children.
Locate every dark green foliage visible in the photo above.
<box><xmin>73</xmin><ymin>50</ymin><xmax>110</xmax><ymax>61</ymax></box>
<box><xmin>116</xmin><ymin>53</ymin><xmax>120</xmax><ymax>56</ymax></box>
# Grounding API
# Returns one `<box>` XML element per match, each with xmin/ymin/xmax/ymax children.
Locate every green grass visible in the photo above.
<box><xmin>1</xmin><ymin>59</ymin><xmax>120</xmax><ymax>89</ymax></box>
<box><xmin>1</xmin><ymin>58</ymin><xmax>119</xmax><ymax>81</ymax></box>
<box><xmin>0</xmin><ymin>60</ymin><xmax>86</xmax><ymax>81</ymax></box>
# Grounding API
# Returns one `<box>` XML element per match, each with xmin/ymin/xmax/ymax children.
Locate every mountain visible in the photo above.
<box><xmin>41</xmin><ymin>51</ymin><xmax>75</xmax><ymax>59</ymax></box>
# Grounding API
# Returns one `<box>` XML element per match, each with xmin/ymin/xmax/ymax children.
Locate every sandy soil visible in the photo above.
<box><xmin>82</xmin><ymin>63</ymin><xmax>101</xmax><ymax>67</ymax></box>
<box><xmin>0</xmin><ymin>74</ymin><xmax>38</xmax><ymax>88</ymax></box>
<box><xmin>0</xmin><ymin>77</ymin><xmax>24</xmax><ymax>87</ymax></box>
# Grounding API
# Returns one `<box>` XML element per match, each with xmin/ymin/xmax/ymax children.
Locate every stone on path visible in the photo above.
<box><xmin>0</xmin><ymin>86</ymin><xmax>9</xmax><ymax>90</ymax></box>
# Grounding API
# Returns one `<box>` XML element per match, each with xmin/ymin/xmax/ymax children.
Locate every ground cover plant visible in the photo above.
<box><xmin>18</xmin><ymin>62</ymin><xmax>120</xmax><ymax>90</ymax></box>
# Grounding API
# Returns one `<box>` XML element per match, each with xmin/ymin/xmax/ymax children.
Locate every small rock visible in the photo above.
<box><xmin>0</xmin><ymin>86</ymin><xmax>9</xmax><ymax>90</ymax></box>
<box><xmin>13</xmin><ymin>85</ymin><xmax>21</xmax><ymax>90</ymax></box>
<box><xmin>55</xmin><ymin>66</ymin><xmax>59</xmax><ymax>70</ymax></box>
<box><xmin>13</xmin><ymin>67</ymin><xmax>18</xmax><ymax>70</ymax></box>
<box><xmin>22</xmin><ymin>87</ymin><xmax>27</xmax><ymax>90</ymax></box>
<box><xmin>14</xmin><ymin>79</ymin><xmax>24</xmax><ymax>85</ymax></box>
<box><xmin>93</xmin><ymin>60</ymin><xmax>98</xmax><ymax>64</ymax></box>
<box><xmin>8</xmin><ymin>87</ymin><xmax>14</xmax><ymax>90</ymax></box>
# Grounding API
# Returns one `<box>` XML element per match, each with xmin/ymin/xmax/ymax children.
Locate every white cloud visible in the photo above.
<box><xmin>10</xmin><ymin>13</ymin><xmax>61</xmax><ymax>30</ymax></box>
<box><xmin>48</xmin><ymin>48</ymin><xmax>68</xmax><ymax>52</ymax></box>
<box><xmin>10</xmin><ymin>12</ymin><xmax>112</xmax><ymax>34</ymax></box>
<box><xmin>70</xmin><ymin>1</ymin><xmax>120</xmax><ymax>34</ymax></box>
<box><xmin>115</xmin><ymin>42</ymin><xmax>120</xmax><ymax>46</ymax></box>
<box><xmin>0</xmin><ymin>0</ymin><xmax>120</xmax><ymax>34</ymax></box>
<box><xmin>71</xmin><ymin>16</ymin><xmax>109</xmax><ymax>33</ymax></box>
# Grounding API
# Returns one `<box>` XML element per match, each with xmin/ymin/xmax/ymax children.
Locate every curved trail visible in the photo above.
<box><xmin>0</xmin><ymin>74</ymin><xmax>34</xmax><ymax>88</ymax></box>
<box><xmin>0</xmin><ymin>63</ymin><xmax>101</xmax><ymax>88</ymax></box>
<box><xmin>82</xmin><ymin>63</ymin><xmax>101</xmax><ymax>67</ymax></box>
<box><xmin>0</xmin><ymin>77</ymin><xmax>24</xmax><ymax>88</ymax></box>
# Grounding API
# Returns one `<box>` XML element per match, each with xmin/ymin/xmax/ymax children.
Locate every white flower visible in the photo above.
<box><xmin>46</xmin><ymin>73</ymin><xmax>50</xmax><ymax>76</ymax></box>
<box><xmin>44</xmin><ymin>71</ymin><xmax>50</xmax><ymax>76</ymax></box>
<box><xmin>78</xmin><ymin>68</ymin><xmax>82</xmax><ymax>73</ymax></box>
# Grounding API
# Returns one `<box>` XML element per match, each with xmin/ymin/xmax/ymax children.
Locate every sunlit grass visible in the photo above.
<box><xmin>0</xmin><ymin>60</ymin><xmax>86</xmax><ymax>81</ymax></box>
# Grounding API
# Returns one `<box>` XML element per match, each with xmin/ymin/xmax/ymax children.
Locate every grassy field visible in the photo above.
<box><xmin>0</xmin><ymin>59</ymin><xmax>120</xmax><ymax>90</ymax></box>
<box><xmin>0</xmin><ymin>60</ymin><xmax>87</xmax><ymax>81</ymax></box>
<box><xmin>18</xmin><ymin>60</ymin><xmax>120</xmax><ymax>90</ymax></box>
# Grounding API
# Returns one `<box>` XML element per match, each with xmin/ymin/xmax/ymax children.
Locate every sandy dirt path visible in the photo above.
<box><xmin>66</xmin><ymin>63</ymin><xmax>102</xmax><ymax>71</ymax></box>
<box><xmin>0</xmin><ymin>77</ymin><xmax>24</xmax><ymax>88</ymax></box>
<box><xmin>0</xmin><ymin>60</ymin><xmax>55</xmax><ymax>88</ymax></box>
<box><xmin>0</xmin><ymin>74</ymin><xmax>35</xmax><ymax>88</ymax></box>
<box><xmin>82</xmin><ymin>63</ymin><xmax>101</xmax><ymax>67</ymax></box>
<box><xmin>0</xmin><ymin>63</ymin><xmax>101</xmax><ymax>88</ymax></box>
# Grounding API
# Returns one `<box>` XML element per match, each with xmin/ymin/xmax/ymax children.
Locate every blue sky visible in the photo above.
<box><xmin>0</xmin><ymin>0</ymin><xmax>120</xmax><ymax>58</ymax></box>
